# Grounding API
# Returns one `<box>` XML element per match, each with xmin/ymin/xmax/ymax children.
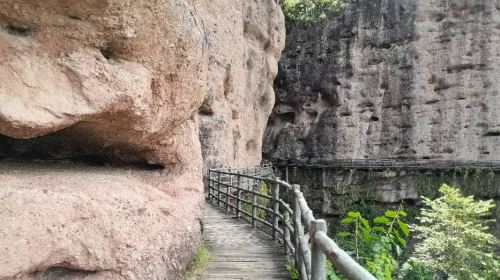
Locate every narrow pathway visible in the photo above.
<box><xmin>201</xmin><ymin>203</ymin><xmax>289</xmax><ymax>279</ymax></box>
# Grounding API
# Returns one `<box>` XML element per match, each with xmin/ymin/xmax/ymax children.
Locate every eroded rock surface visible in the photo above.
<box><xmin>197</xmin><ymin>1</ymin><xmax>285</xmax><ymax>169</ymax></box>
<box><xmin>0</xmin><ymin>162</ymin><xmax>201</xmax><ymax>280</ymax></box>
<box><xmin>0</xmin><ymin>0</ymin><xmax>285</xmax><ymax>279</ymax></box>
<box><xmin>265</xmin><ymin>0</ymin><xmax>500</xmax><ymax>161</ymax></box>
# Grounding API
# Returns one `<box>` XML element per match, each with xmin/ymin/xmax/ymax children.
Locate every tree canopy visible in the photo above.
<box><xmin>282</xmin><ymin>0</ymin><xmax>350</xmax><ymax>24</ymax></box>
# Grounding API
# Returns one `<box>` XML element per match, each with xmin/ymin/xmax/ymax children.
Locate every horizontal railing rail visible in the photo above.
<box><xmin>207</xmin><ymin>164</ymin><xmax>376</xmax><ymax>280</ymax></box>
<box><xmin>271</xmin><ymin>158</ymin><xmax>500</xmax><ymax>171</ymax></box>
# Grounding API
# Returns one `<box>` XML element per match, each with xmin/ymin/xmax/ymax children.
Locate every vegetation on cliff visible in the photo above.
<box><xmin>282</xmin><ymin>0</ymin><xmax>349</xmax><ymax>24</ymax></box>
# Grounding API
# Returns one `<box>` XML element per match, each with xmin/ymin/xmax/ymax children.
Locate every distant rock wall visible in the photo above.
<box><xmin>275</xmin><ymin>164</ymin><xmax>500</xmax><ymax>238</ymax></box>
<box><xmin>265</xmin><ymin>0</ymin><xmax>500</xmax><ymax>161</ymax></box>
<box><xmin>0</xmin><ymin>0</ymin><xmax>285</xmax><ymax>279</ymax></box>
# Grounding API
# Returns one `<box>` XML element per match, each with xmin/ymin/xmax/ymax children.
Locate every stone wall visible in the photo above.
<box><xmin>265</xmin><ymin>0</ymin><xmax>500</xmax><ymax>161</ymax></box>
<box><xmin>275</xmin><ymin>164</ymin><xmax>500</xmax><ymax>237</ymax></box>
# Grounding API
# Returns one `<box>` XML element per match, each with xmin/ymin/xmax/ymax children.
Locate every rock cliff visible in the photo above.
<box><xmin>0</xmin><ymin>0</ymin><xmax>284</xmax><ymax>279</ymax></box>
<box><xmin>265</xmin><ymin>0</ymin><xmax>500</xmax><ymax>161</ymax></box>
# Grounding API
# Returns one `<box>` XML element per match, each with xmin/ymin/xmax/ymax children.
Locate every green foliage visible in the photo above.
<box><xmin>398</xmin><ymin>258</ymin><xmax>442</xmax><ymax>280</ymax></box>
<box><xmin>410</xmin><ymin>184</ymin><xmax>499</xmax><ymax>280</ymax></box>
<box><xmin>283</xmin><ymin>0</ymin><xmax>350</xmax><ymax>24</ymax></box>
<box><xmin>182</xmin><ymin>242</ymin><xmax>212</xmax><ymax>280</ymax></box>
<box><xmin>326</xmin><ymin>259</ymin><xmax>344</xmax><ymax>280</ymax></box>
<box><xmin>242</xmin><ymin>181</ymin><xmax>271</xmax><ymax>223</ymax></box>
<box><xmin>286</xmin><ymin>259</ymin><xmax>345</xmax><ymax>280</ymax></box>
<box><xmin>336</xmin><ymin>206</ymin><xmax>410</xmax><ymax>279</ymax></box>
<box><xmin>256</xmin><ymin>181</ymin><xmax>271</xmax><ymax>218</ymax></box>
<box><xmin>285</xmin><ymin>263</ymin><xmax>299</xmax><ymax>280</ymax></box>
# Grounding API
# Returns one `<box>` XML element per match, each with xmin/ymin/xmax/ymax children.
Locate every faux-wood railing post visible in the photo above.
<box><xmin>236</xmin><ymin>173</ymin><xmax>242</xmax><ymax>218</ymax></box>
<box><xmin>251</xmin><ymin>189</ymin><xmax>257</xmax><ymax>228</ymax></box>
<box><xmin>283</xmin><ymin>212</ymin><xmax>290</xmax><ymax>255</ymax></box>
<box><xmin>217</xmin><ymin>172</ymin><xmax>222</xmax><ymax>206</ymax></box>
<box><xmin>293</xmin><ymin>184</ymin><xmax>307</xmax><ymax>280</ymax></box>
<box><xmin>272</xmin><ymin>182</ymin><xmax>280</xmax><ymax>240</ymax></box>
<box><xmin>207</xmin><ymin>169</ymin><xmax>212</xmax><ymax>201</ymax></box>
<box><xmin>226</xmin><ymin>174</ymin><xmax>231</xmax><ymax>213</ymax></box>
<box><xmin>311</xmin><ymin>219</ymin><xmax>327</xmax><ymax>280</ymax></box>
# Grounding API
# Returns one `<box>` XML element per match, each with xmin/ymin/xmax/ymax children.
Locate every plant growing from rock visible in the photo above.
<box><xmin>409</xmin><ymin>184</ymin><xmax>499</xmax><ymax>280</ymax></box>
<box><xmin>283</xmin><ymin>0</ymin><xmax>350</xmax><ymax>24</ymax></box>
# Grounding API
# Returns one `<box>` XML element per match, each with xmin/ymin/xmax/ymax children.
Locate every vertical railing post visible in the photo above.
<box><xmin>251</xmin><ymin>188</ymin><xmax>257</xmax><ymax>228</ymax></box>
<box><xmin>207</xmin><ymin>169</ymin><xmax>212</xmax><ymax>201</ymax></box>
<box><xmin>236</xmin><ymin>173</ymin><xmax>242</xmax><ymax>218</ymax></box>
<box><xmin>293</xmin><ymin>184</ymin><xmax>308</xmax><ymax>280</ymax></box>
<box><xmin>283</xmin><ymin>211</ymin><xmax>290</xmax><ymax>255</ymax></box>
<box><xmin>226</xmin><ymin>174</ymin><xmax>231</xmax><ymax>213</ymax></box>
<box><xmin>273</xmin><ymin>181</ymin><xmax>280</xmax><ymax>240</ymax></box>
<box><xmin>217</xmin><ymin>172</ymin><xmax>222</xmax><ymax>206</ymax></box>
<box><xmin>311</xmin><ymin>220</ymin><xmax>327</xmax><ymax>280</ymax></box>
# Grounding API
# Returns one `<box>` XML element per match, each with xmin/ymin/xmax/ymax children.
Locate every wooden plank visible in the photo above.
<box><xmin>201</xmin><ymin>203</ymin><xmax>288</xmax><ymax>280</ymax></box>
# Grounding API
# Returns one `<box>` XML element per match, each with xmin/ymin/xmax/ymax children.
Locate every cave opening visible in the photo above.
<box><xmin>0</xmin><ymin>130</ymin><xmax>164</xmax><ymax>170</ymax></box>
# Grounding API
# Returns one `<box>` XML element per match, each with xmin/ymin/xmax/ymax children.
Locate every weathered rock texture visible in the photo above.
<box><xmin>265</xmin><ymin>0</ymin><xmax>500</xmax><ymax>161</ymax></box>
<box><xmin>0</xmin><ymin>0</ymin><xmax>284</xmax><ymax>279</ymax></box>
<box><xmin>0</xmin><ymin>162</ymin><xmax>201</xmax><ymax>280</ymax></box>
<box><xmin>198</xmin><ymin>1</ymin><xmax>285</xmax><ymax>169</ymax></box>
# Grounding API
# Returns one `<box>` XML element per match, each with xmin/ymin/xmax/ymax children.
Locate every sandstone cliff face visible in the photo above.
<box><xmin>198</xmin><ymin>1</ymin><xmax>285</xmax><ymax>169</ymax></box>
<box><xmin>0</xmin><ymin>0</ymin><xmax>284</xmax><ymax>279</ymax></box>
<box><xmin>265</xmin><ymin>0</ymin><xmax>500</xmax><ymax>161</ymax></box>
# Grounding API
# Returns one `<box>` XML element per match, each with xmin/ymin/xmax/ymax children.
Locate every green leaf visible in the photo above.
<box><xmin>337</xmin><ymin>231</ymin><xmax>352</xmax><ymax>237</ymax></box>
<box><xmin>398</xmin><ymin>220</ymin><xmax>410</xmax><ymax>237</ymax></box>
<box><xmin>360</xmin><ymin>217</ymin><xmax>370</xmax><ymax>229</ymax></box>
<box><xmin>384</xmin><ymin>210</ymin><xmax>398</xmax><ymax>218</ymax></box>
<box><xmin>398</xmin><ymin>209</ymin><xmax>407</xmax><ymax>217</ymax></box>
<box><xmin>373</xmin><ymin>226</ymin><xmax>385</xmax><ymax>232</ymax></box>
<box><xmin>374</xmin><ymin>216</ymin><xmax>390</xmax><ymax>224</ymax></box>
<box><xmin>361</xmin><ymin>228</ymin><xmax>371</xmax><ymax>242</ymax></box>
<box><xmin>347</xmin><ymin>211</ymin><xmax>360</xmax><ymax>218</ymax></box>
<box><xmin>340</xmin><ymin>217</ymin><xmax>353</xmax><ymax>224</ymax></box>
<box><xmin>398</xmin><ymin>237</ymin><xmax>407</xmax><ymax>247</ymax></box>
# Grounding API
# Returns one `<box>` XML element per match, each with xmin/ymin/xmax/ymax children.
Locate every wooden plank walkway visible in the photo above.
<box><xmin>201</xmin><ymin>203</ymin><xmax>289</xmax><ymax>280</ymax></box>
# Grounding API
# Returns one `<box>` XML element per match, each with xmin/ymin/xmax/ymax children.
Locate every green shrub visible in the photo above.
<box><xmin>285</xmin><ymin>205</ymin><xmax>410</xmax><ymax>280</ymax></box>
<box><xmin>410</xmin><ymin>184</ymin><xmax>499</xmax><ymax>280</ymax></box>
<box><xmin>336</xmin><ymin>206</ymin><xmax>410</xmax><ymax>280</ymax></box>
<box><xmin>283</xmin><ymin>0</ymin><xmax>350</xmax><ymax>24</ymax></box>
<box><xmin>397</xmin><ymin>257</ymin><xmax>442</xmax><ymax>280</ymax></box>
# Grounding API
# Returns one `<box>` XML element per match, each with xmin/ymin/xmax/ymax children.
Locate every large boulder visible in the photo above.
<box><xmin>0</xmin><ymin>162</ymin><xmax>202</xmax><ymax>280</ymax></box>
<box><xmin>0</xmin><ymin>0</ymin><xmax>285</xmax><ymax>279</ymax></box>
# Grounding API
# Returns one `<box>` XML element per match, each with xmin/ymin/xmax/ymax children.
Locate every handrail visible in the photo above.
<box><xmin>271</xmin><ymin>158</ymin><xmax>500</xmax><ymax>171</ymax></box>
<box><xmin>207</xmin><ymin>165</ymin><xmax>377</xmax><ymax>280</ymax></box>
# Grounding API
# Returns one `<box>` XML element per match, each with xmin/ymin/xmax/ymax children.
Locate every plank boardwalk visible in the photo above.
<box><xmin>201</xmin><ymin>203</ymin><xmax>289</xmax><ymax>280</ymax></box>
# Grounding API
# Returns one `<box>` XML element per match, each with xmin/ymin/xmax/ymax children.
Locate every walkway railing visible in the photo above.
<box><xmin>272</xmin><ymin>158</ymin><xmax>500</xmax><ymax>171</ymax></box>
<box><xmin>207</xmin><ymin>166</ymin><xmax>376</xmax><ymax>280</ymax></box>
